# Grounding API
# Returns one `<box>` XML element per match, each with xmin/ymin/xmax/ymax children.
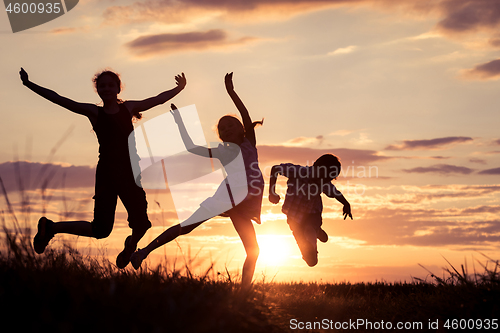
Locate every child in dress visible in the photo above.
<box><xmin>131</xmin><ymin>73</ymin><xmax>264</xmax><ymax>288</ymax></box>
<box><xmin>20</xmin><ymin>67</ymin><xmax>186</xmax><ymax>269</ymax></box>
<box><xmin>268</xmin><ymin>154</ymin><xmax>353</xmax><ymax>267</ymax></box>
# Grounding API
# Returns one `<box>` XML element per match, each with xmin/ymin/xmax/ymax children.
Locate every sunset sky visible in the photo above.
<box><xmin>1</xmin><ymin>0</ymin><xmax>499</xmax><ymax>283</ymax></box>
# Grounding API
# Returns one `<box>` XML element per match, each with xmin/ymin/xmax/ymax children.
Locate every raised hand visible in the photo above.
<box><xmin>224</xmin><ymin>72</ymin><xmax>234</xmax><ymax>92</ymax></box>
<box><xmin>19</xmin><ymin>67</ymin><xmax>29</xmax><ymax>84</ymax></box>
<box><xmin>170</xmin><ymin>103</ymin><xmax>181</xmax><ymax>124</ymax></box>
<box><xmin>175</xmin><ymin>73</ymin><xmax>186</xmax><ymax>90</ymax></box>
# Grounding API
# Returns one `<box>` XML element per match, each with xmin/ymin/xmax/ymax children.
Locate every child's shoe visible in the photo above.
<box><xmin>116</xmin><ymin>236</ymin><xmax>136</xmax><ymax>269</ymax></box>
<box><xmin>317</xmin><ymin>228</ymin><xmax>328</xmax><ymax>243</ymax></box>
<box><xmin>130</xmin><ymin>249</ymin><xmax>147</xmax><ymax>270</ymax></box>
<box><xmin>33</xmin><ymin>217</ymin><xmax>54</xmax><ymax>254</ymax></box>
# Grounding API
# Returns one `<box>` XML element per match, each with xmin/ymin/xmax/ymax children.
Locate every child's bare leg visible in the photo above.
<box><xmin>131</xmin><ymin>207</ymin><xmax>212</xmax><ymax>269</ymax></box>
<box><xmin>231</xmin><ymin>215</ymin><xmax>259</xmax><ymax>288</ymax></box>
<box><xmin>143</xmin><ymin>206</ymin><xmax>212</xmax><ymax>255</ymax></box>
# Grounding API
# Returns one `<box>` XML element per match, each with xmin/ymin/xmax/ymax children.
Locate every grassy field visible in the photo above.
<box><xmin>1</xmin><ymin>224</ymin><xmax>499</xmax><ymax>333</ymax></box>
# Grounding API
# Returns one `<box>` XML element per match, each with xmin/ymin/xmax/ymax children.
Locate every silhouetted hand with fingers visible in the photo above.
<box><xmin>19</xmin><ymin>68</ymin><xmax>29</xmax><ymax>85</ymax></box>
<box><xmin>175</xmin><ymin>73</ymin><xmax>186</xmax><ymax>90</ymax></box>
<box><xmin>343</xmin><ymin>203</ymin><xmax>353</xmax><ymax>220</ymax></box>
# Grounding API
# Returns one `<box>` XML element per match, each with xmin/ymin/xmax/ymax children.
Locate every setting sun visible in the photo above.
<box><xmin>256</xmin><ymin>234</ymin><xmax>294</xmax><ymax>266</ymax></box>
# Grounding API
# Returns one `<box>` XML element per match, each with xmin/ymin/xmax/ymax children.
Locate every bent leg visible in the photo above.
<box><xmin>120</xmin><ymin>184</ymin><xmax>151</xmax><ymax>248</ymax></box>
<box><xmin>231</xmin><ymin>215</ymin><xmax>259</xmax><ymax>288</ymax></box>
<box><xmin>90</xmin><ymin>182</ymin><xmax>118</xmax><ymax>239</ymax></box>
<box><xmin>49</xmin><ymin>187</ymin><xmax>118</xmax><ymax>238</ymax></box>
<box><xmin>33</xmin><ymin>189</ymin><xmax>114</xmax><ymax>253</ymax></box>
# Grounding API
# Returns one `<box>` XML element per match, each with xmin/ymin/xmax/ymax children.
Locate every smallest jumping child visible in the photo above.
<box><xmin>268</xmin><ymin>154</ymin><xmax>353</xmax><ymax>267</ymax></box>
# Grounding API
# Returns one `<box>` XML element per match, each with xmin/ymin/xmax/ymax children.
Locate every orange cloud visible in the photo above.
<box><xmin>102</xmin><ymin>0</ymin><xmax>500</xmax><ymax>35</ymax></box>
<box><xmin>329</xmin><ymin>204</ymin><xmax>500</xmax><ymax>248</ymax></box>
<box><xmin>387</xmin><ymin>185</ymin><xmax>500</xmax><ymax>205</ymax></box>
<box><xmin>102</xmin><ymin>0</ymin><xmax>349</xmax><ymax>25</ymax></box>
<box><xmin>282</xmin><ymin>135</ymin><xmax>324</xmax><ymax>147</ymax></box>
<box><xmin>50</xmin><ymin>27</ymin><xmax>79</xmax><ymax>34</ymax></box>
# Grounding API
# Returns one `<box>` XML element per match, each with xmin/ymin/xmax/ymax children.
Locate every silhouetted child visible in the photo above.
<box><xmin>20</xmin><ymin>67</ymin><xmax>186</xmax><ymax>268</ymax></box>
<box><xmin>269</xmin><ymin>154</ymin><xmax>352</xmax><ymax>267</ymax></box>
<box><xmin>131</xmin><ymin>73</ymin><xmax>264</xmax><ymax>288</ymax></box>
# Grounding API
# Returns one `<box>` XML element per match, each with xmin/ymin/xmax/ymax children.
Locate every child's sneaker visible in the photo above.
<box><xmin>130</xmin><ymin>248</ymin><xmax>147</xmax><ymax>270</ymax></box>
<box><xmin>33</xmin><ymin>217</ymin><xmax>54</xmax><ymax>254</ymax></box>
<box><xmin>317</xmin><ymin>228</ymin><xmax>328</xmax><ymax>243</ymax></box>
<box><xmin>116</xmin><ymin>236</ymin><xmax>136</xmax><ymax>269</ymax></box>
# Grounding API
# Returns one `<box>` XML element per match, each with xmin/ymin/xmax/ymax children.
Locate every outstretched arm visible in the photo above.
<box><xmin>171</xmin><ymin>104</ymin><xmax>213</xmax><ymax>158</ymax></box>
<box><xmin>225</xmin><ymin>72</ymin><xmax>257</xmax><ymax>146</ymax></box>
<box><xmin>19</xmin><ymin>68</ymin><xmax>98</xmax><ymax>120</ymax></box>
<box><xmin>125</xmin><ymin>73</ymin><xmax>186</xmax><ymax>115</ymax></box>
<box><xmin>331</xmin><ymin>190</ymin><xmax>353</xmax><ymax>220</ymax></box>
<box><xmin>336</xmin><ymin>194</ymin><xmax>353</xmax><ymax>220</ymax></box>
<box><xmin>323</xmin><ymin>184</ymin><xmax>353</xmax><ymax>220</ymax></box>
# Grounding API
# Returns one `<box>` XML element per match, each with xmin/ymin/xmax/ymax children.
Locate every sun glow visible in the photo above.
<box><xmin>256</xmin><ymin>234</ymin><xmax>294</xmax><ymax>266</ymax></box>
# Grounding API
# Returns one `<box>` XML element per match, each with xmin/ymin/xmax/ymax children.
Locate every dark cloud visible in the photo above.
<box><xmin>0</xmin><ymin>161</ymin><xmax>95</xmax><ymax>193</ymax></box>
<box><xmin>385</xmin><ymin>136</ymin><xmax>473</xmax><ymax>150</ymax></box>
<box><xmin>126</xmin><ymin>29</ymin><xmax>257</xmax><ymax>57</ymax></box>
<box><xmin>402</xmin><ymin>164</ymin><xmax>474</xmax><ymax>175</ymax></box>
<box><xmin>257</xmin><ymin>145</ymin><xmax>391</xmax><ymax>166</ymax></box>
<box><xmin>429</xmin><ymin>156</ymin><xmax>451</xmax><ymax>159</ymax></box>
<box><xmin>478</xmin><ymin>167</ymin><xmax>500</xmax><ymax>175</ymax></box>
<box><xmin>469</xmin><ymin>158</ymin><xmax>487</xmax><ymax>165</ymax></box>
<box><xmin>436</xmin><ymin>0</ymin><xmax>500</xmax><ymax>34</ymax></box>
<box><xmin>462</xmin><ymin>58</ymin><xmax>500</xmax><ymax>80</ymax></box>
<box><xmin>461</xmin><ymin>205</ymin><xmax>500</xmax><ymax>215</ymax></box>
<box><xmin>490</xmin><ymin>38</ymin><xmax>500</xmax><ymax>47</ymax></box>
